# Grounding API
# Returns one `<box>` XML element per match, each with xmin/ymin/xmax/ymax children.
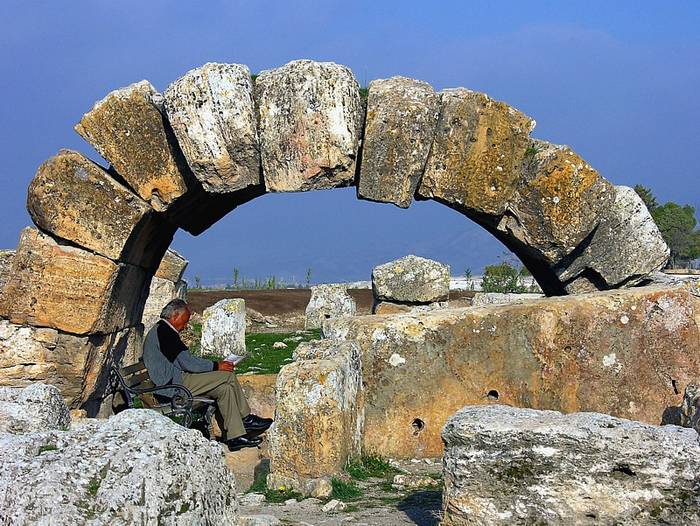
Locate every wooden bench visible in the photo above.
<box><xmin>111</xmin><ymin>360</ymin><xmax>217</xmax><ymax>437</ymax></box>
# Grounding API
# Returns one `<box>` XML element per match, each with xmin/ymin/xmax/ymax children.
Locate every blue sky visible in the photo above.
<box><xmin>1</xmin><ymin>1</ymin><xmax>698</xmax><ymax>284</ymax></box>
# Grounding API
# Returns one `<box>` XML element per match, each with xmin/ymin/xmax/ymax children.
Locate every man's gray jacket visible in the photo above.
<box><xmin>142</xmin><ymin>320</ymin><xmax>215</xmax><ymax>395</ymax></box>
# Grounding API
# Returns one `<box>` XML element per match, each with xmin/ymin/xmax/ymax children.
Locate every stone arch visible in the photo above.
<box><xmin>0</xmin><ymin>59</ymin><xmax>668</xmax><ymax>413</ymax></box>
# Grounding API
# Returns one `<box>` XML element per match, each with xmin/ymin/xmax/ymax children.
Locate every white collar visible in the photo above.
<box><xmin>162</xmin><ymin>319</ymin><xmax>179</xmax><ymax>334</ymax></box>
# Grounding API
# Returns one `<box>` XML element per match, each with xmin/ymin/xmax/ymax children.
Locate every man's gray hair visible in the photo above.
<box><xmin>160</xmin><ymin>299</ymin><xmax>189</xmax><ymax>320</ymax></box>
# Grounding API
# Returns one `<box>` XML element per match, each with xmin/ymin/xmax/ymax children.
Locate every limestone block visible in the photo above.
<box><xmin>0</xmin><ymin>249</ymin><xmax>15</xmax><ymax>292</ymax></box>
<box><xmin>239</xmin><ymin>373</ymin><xmax>277</xmax><ymax>419</ymax></box>
<box><xmin>267</xmin><ymin>340</ymin><xmax>363</xmax><ymax>494</ymax></box>
<box><xmin>164</xmin><ymin>63</ymin><xmax>261</xmax><ymax>193</ymax></box>
<box><xmin>0</xmin><ymin>383</ymin><xmax>70</xmax><ymax>434</ymax></box>
<box><xmin>372</xmin><ymin>255</ymin><xmax>450</xmax><ymax>303</ymax></box>
<box><xmin>442</xmin><ymin>405</ymin><xmax>700</xmax><ymax>525</ymax></box>
<box><xmin>141</xmin><ymin>276</ymin><xmax>187</xmax><ymax>330</ymax></box>
<box><xmin>27</xmin><ymin>149</ymin><xmax>174</xmax><ymax>268</ymax></box>
<box><xmin>75</xmin><ymin>80</ymin><xmax>189</xmax><ymax>211</ymax></box>
<box><xmin>0</xmin><ymin>228</ymin><xmax>149</xmax><ymax>335</ymax></box>
<box><xmin>304</xmin><ymin>284</ymin><xmax>356</xmax><ymax>329</ymax></box>
<box><xmin>0</xmin><ymin>410</ymin><xmax>238</xmax><ymax>525</ymax></box>
<box><xmin>325</xmin><ymin>284</ymin><xmax>700</xmax><ymax>459</ymax></box>
<box><xmin>559</xmin><ymin>185</ymin><xmax>670</xmax><ymax>290</ymax></box>
<box><xmin>201</xmin><ymin>299</ymin><xmax>246</xmax><ymax>356</ymax></box>
<box><xmin>471</xmin><ymin>292</ymin><xmax>544</xmax><ymax>307</ymax></box>
<box><xmin>358</xmin><ymin>77</ymin><xmax>439</xmax><ymax>208</ymax></box>
<box><xmin>373</xmin><ymin>301</ymin><xmax>412</xmax><ymax>315</ymax></box>
<box><xmin>496</xmin><ymin>140</ymin><xmax>615</xmax><ymax>263</ymax></box>
<box><xmin>256</xmin><ymin>60</ymin><xmax>363</xmax><ymax>192</ymax></box>
<box><xmin>418</xmin><ymin>88</ymin><xmax>535</xmax><ymax>216</ymax></box>
<box><xmin>0</xmin><ymin>319</ymin><xmax>143</xmax><ymax>412</ymax></box>
<box><xmin>155</xmin><ymin>248</ymin><xmax>189</xmax><ymax>282</ymax></box>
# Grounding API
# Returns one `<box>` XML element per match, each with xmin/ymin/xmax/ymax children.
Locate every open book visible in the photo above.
<box><xmin>223</xmin><ymin>352</ymin><xmax>250</xmax><ymax>366</ymax></box>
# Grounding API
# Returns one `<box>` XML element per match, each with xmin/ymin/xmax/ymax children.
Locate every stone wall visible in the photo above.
<box><xmin>325</xmin><ymin>282</ymin><xmax>700</xmax><ymax>458</ymax></box>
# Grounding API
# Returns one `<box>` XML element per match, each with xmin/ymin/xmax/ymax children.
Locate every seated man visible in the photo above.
<box><xmin>143</xmin><ymin>298</ymin><xmax>271</xmax><ymax>451</ymax></box>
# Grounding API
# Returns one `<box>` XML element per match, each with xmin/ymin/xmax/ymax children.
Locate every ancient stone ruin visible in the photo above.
<box><xmin>0</xmin><ymin>58</ymin><xmax>694</xmax><ymax>523</ymax></box>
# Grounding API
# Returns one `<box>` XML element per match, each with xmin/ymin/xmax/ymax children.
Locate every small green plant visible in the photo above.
<box><xmin>524</xmin><ymin>145</ymin><xmax>539</xmax><ymax>157</ymax></box>
<box><xmin>263</xmin><ymin>486</ymin><xmax>304</xmax><ymax>503</ymax></box>
<box><xmin>346</xmin><ymin>454</ymin><xmax>398</xmax><ymax>480</ymax></box>
<box><xmin>331</xmin><ymin>478</ymin><xmax>362</xmax><ymax>501</ymax></box>
<box><xmin>464</xmin><ymin>267</ymin><xmax>472</xmax><ymax>280</ymax></box>
<box><xmin>38</xmin><ymin>444</ymin><xmax>58</xmax><ymax>454</ymax></box>
<box><xmin>481</xmin><ymin>262</ymin><xmax>529</xmax><ymax>293</ymax></box>
<box><xmin>87</xmin><ymin>476</ymin><xmax>101</xmax><ymax>497</ymax></box>
<box><xmin>131</xmin><ymin>396</ymin><xmax>145</xmax><ymax>409</ymax></box>
<box><xmin>359</xmin><ymin>87</ymin><xmax>369</xmax><ymax>100</ymax></box>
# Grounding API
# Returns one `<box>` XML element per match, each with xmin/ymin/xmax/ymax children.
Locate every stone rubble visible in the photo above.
<box><xmin>0</xmin><ymin>383</ymin><xmax>70</xmax><ymax>434</ymax></box>
<box><xmin>304</xmin><ymin>283</ymin><xmax>357</xmax><ymax>329</ymax></box>
<box><xmin>442</xmin><ymin>405</ymin><xmax>700</xmax><ymax>525</ymax></box>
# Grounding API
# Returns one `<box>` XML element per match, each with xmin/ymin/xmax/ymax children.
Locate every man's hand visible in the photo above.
<box><xmin>217</xmin><ymin>360</ymin><xmax>235</xmax><ymax>372</ymax></box>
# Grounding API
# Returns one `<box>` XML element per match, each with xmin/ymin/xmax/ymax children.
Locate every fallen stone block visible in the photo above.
<box><xmin>0</xmin><ymin>409</ymin><xmax>238</xmax><ymax>525</ymax></box>
<box><xmin>75</xmin><ymin>80</ymin><xmax>190</xmax><ymax>212</ymax></box>
<box><xmin>358</xmin><ymin>76</ymin><xmax>439</xmax><ymax>208</ymax></box>
<box><xmin>239</xmin><ymin>515</ymin><xmax>281</xmax><ymax>526</ymax></box>
<box><xmin>239</xmin><ymin>373</ymin><xmax>277</xmax><ymax>420</ymax></box>
<box><xmin>256</xmin><ymin>60</ymin><xmax>363</xmax><ymax>192</ymax></box>
<box><xmin>267</xmin><ymin>340</ymin><xmax>363</xmax><ymax>494</ymax></box>
<box><xmin>392</xmin><ymin>473</ymin><xmax>439</xmax><ymax>490</ymax></box>
<box><xmin>201</xmin><ymin>298</ymin><xmax>246</xmax><ymax>356</ymax></box>
<box><xmin>164</xmin><ymin>62</ymin><xmax>261</xmax><ymax>194</ymax></box>
<box><xmin>0</xmin><ymin>383</ymin><xmax>70</xmax><ymax>434</ymax></box>
<box><xmin>141</xmin><ymin>275</ymin><xmax>187</xmax><ymax>330</ymax></box>
<box><xmin>304</xmin><ymin>283</ymin><xmax>356</xmax><ymax>329</ymax></box>
<box><xmin>372</xmin><ymin>255</ymin><xmax>449</xmax><ymax>303</ymax></box>
<box><xmin>0</xmin><ymin>228</ymin><xmax>149</xmax><ymax>335</ymax></box>
<box><xmin>155</xmin><ymin>248</ymin><xmax>189</xmax><ymax>282</ymax></box>
<box><xmin>325</xmin><ymin>283</ymin><xmax>700</xmax><ymax>459</ymax></box>
<box><xmin>441</xmin><ymin>405</ymin><xmax>700</xmax><ymax>525</ymax></box>
<box><xmin>27</xmin><ymin>149</ymin><xmax>174</xmax><ymax>269</ymax></box>
<box><xmin>321</xmin><ymin>499</ymin><xmax>347</xmax><ymax>513</ymax></box>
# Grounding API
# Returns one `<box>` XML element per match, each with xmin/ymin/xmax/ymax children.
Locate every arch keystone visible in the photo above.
<box><xmin>256</xmin><ymin>60</ymin><xmax>363</xmax><ymax>192</ymax></box>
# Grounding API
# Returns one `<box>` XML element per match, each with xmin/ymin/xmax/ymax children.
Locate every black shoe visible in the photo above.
<box><xmin>243</xmin><ymin>414</ymin><xmax>273</xmax><ymax>432</ymax></box>
<box><xmin>226</xmin><ymin>435</ymin><xmax>262</xmax><ymax>452</ymax></box>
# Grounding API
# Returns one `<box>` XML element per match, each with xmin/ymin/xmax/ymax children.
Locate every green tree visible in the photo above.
<box><xmin>634</xmin><ymin>184</ymin><xmax>658</xmax><ymax>213</ymax></box>
<box><xmin>194</xmin><ymin>276</ymin><xmax>201</xmax><ymax>289</ymax></box>
<box><xmin>305</xmin><ymin>267</ymin><xmax>312</xmax><ymax>288</ymax></box>
<box><xmin>652</xmin><ymin>202</ymin><xmax>700</xmax><ymax>268</ymax></box>
<box><xmin>481</xmin><ymin>262</ymin><xmax>528</xmax><ymax>293</ymax></box>
<box><xmin>233</xmin><ymin>268</ymin><xmax>240</xmax><ymax>289</ymax></box>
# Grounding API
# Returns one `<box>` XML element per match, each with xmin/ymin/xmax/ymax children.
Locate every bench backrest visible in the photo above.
<box><xmin>118</xmin><ymin>360</ymin><xmax>153</xmax><ymax>389</ymax></box>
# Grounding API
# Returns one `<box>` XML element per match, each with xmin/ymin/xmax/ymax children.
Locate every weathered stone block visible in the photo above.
<box><xmin>141</xmin><ymin>276</ymin><xmax>187</xmax><ymax>329</ymax></box>
<box><xmin>418</xmin><ymin>88</ymin><xmax>535</xmax><ymax>216</ymax></box>
<box><xmin>442</xmin><ymin>405</ymin><xmax>700</xmax><ymax>525</ymax></box>
<box><xmin>304</xmin><ymin>283</ymin><xmax>356</xmax><ymax>329</ymax></box>
<box><xmin>155</xmin><ymin>248</ymin><xmax>188</xmax><ymax>282</ymax></box>
<box><xmin>496</xmin><ymin>140</ymin><xmax>615</xmax><ymax>263</ymax></box>
<box><xmin>325</xmin><ymin>284</ymin><xmax>700</xmax><ymax>458</ymax></box>
<box><xmin>27</xmin><ymin>149</ymin><xmax>174</xmax><ymax>268</ymax></box>
<box><xmin>201</xmin><ymin>299</ymin><xmax>246</xmax><ymax>356</ymax></box>
<box><xmin>0</xmin><ymin>410</ymin><xmax>238</xmax><ymax>525</ymax></box>
<box><xmin>372</xmin><ymin>255</ymin><xmax>449</xmax><ymax>303</ymax></box>
<box><xmin>75</xmin><ymin>80</ymin><xmax>189</xmax><ymax>211</ymax></box>
<box><xmin>256</xmin><ymin>60</ymin><xmax>363</xmax><ymax>192</ymax></box>
<box><xmin>471</xmin><ymin>292</ymin><xmax>544</xmax><ymax>307</ymax></box>
<box><xmin>559</xmin><ymin>185</ymin><xmax>669</xmax><ymax>290</ymax></box>
<box><xmin>0</xmin><ymin>228</ymin><xmax>149</xmax><ymax>335</ymax></box>
<box><xmin>0</xmin><ymin>383</ymin><xmax>70</xmax><ymax>434</ymax></box>
<box><xmin>164</xmin><ymin>62</ymin><xmax>262</xmax><ymax>193</ymax></box>
<box><xmin>358</xmin><ymin>77</ymin><xmax>439</xmax><ymax>208</ymax></box>
<box><xmin>239</xmin><ymin>373</ymin><xmax>277</xmax><ymax>419</ymax></box>
<box><xmin>267</xmin><ymin>340</ymin><xmax>363</xmax><ymax>494</ymax></box>
<box><xmin>0</xmin><ymin>249</ymin><xmax>14</xmax><ymax>292</ymax></box>
<box><xmin>0</xmin><ymin>319</ymin><xmax>143</xmax><ymax>412</ymax></box>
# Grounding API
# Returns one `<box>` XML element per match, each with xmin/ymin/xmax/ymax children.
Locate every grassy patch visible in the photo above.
<box><xmin>247</xmin><ymin>475</ymin><xmax>267</xmax><ymax>494</ymax></box>
<box><xmin>262</xmin><ymin>487</ymin><xmax>304</xmax><ymax>503</ymax></box>
<box><xmin>342</xmin><ymin>504</ymin><xmax>361</xmax><ymax>513</ymax></box>
<box><xmin>191</xmin><ymin>325</ymin><xmax>322</xmax><ymax>375</ymax></box>
<box><xmin>87</xmin><ymin>477</ymin><xmax>101</xmax><ymax>497</ymax></box>
<box><xmin>346</xmin><ymin>455</ymin><xmax>399</xmax><ymax>480</ymax></box>
<box><xmin>331</xmin><ymin>478</ymin><xmax>362</xmax><ymax>501</ymax></box>
<box><xmin>38</xmin><ymin>444</ymin><xmax>58</xmax><ymax>454</ymax></box>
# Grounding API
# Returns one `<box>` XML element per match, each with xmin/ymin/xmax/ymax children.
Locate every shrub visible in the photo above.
<box><xmin>481</xmin><ymin>262</ymin><xmax>529</xmax><ymax>293</ymax></box>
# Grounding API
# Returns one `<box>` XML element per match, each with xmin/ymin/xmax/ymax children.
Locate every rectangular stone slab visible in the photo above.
<box><xmin>75</xmin><ymin>80</ymin><xmax>190</xmax><ymax>212</ymax></box>
<box><xmin>164</xmin><ymin>62</ymin><xmax>262</xmax><ymax>194</ymax></box>
<box><xmin>418</xmin><ymin>88</ymin><xmax>535</xmax><ymax>216</ymax></box>
<box><xmin>357</xmin><ymin>76</ymin><xmax>439</xmax><ymax>208</ymax></box>
<box><xmin>0</xmin><ymin>228</ymin><xmax>149</xmax><ymax>335</ymax></box>
<box><xmin>154</xmin><ymin>249</ymin><xmax>188</xmax><ymax>282</ymax></box>
<box><xmin>255</xmin><ymin>60</ymin><xmax>363</xmax><ymax>192</ymax></box>
<box><xmin>27</xmin><ymin>149</ymin><xmax>175</xmax><ymax>269</ymax></box>
<box><xmin>324</xmin><ymin>283</ymin><xmax>700</xmax><ymax>459</ymax></box>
